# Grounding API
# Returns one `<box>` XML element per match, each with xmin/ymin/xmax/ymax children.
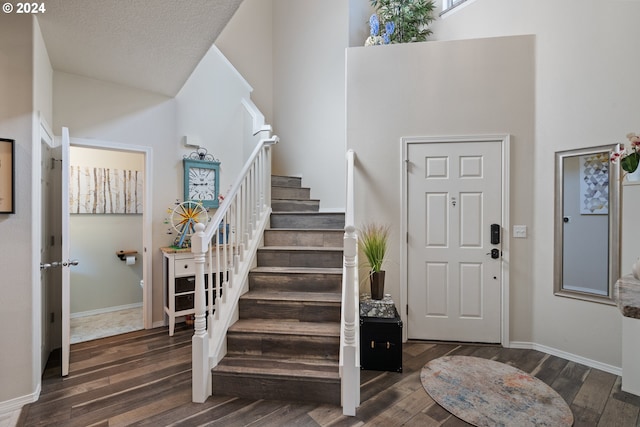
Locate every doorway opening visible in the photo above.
<box><xmin>68</xmin><ymin>146</ymin><xmax>145</xmax><ymax>343</ymax></box>
<box><xmin>39</xmin><ymin>130</ymin><xmax>154</xmax><ymax>376</ymax></box>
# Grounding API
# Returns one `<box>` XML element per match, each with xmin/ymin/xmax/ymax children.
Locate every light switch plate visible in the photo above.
<box><xmin>513</xmin><ymin>225</ymin><xmax>527</xmax><ymax>238</ymax></box>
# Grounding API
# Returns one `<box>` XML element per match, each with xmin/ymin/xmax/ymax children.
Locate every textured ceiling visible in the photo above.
<box><xmin>37</xmin><ymin>0</ymin><xmax>243</xmax><ymax>96</ymax></box>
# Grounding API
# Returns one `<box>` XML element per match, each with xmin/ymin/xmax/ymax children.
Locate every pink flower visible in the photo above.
<box><xmin>611</xmin><ymin>143</ymin><xmax>625</xmax><ymax>163</ymax></box>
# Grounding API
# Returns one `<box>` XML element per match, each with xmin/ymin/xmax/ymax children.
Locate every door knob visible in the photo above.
<box><xmin>40</xmin><ymin>262</ymin><xmax>63</xmax><ymax>270</ymax></box>
<box><xmin>42</xmin><ymin>260</ymin><xmax>79</xmax><ymax>268</ymax></box>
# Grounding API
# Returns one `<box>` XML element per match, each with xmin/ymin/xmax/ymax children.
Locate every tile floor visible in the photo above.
<box><xmin>71</xmin><ymin>306</ymin><xmax>143</xmax><ymax>344</ymax></box>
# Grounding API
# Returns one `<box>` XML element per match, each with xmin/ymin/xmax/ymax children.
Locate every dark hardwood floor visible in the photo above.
<box><xmin>17</xmin><ymin>324</ymin><xmax>640</xmax><ymax>426</ymax></box>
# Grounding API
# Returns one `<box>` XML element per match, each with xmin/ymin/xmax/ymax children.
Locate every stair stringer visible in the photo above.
<box><xmin>208</xmin><ymin>208</ymin><xmax>271</xmax><ymax>369</ymax></box>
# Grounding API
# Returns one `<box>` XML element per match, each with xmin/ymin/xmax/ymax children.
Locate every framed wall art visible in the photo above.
<box><xmin>70</xmin><ymin>165</ymin><xmax>144</xmax><ymax>214</ymax></box>
<box><xmin>0</xmin><ymin>138</ymin><xmax>15</xmax><ymax>214</ymax></box>
<box><xmin>579</xmin><ymin>153</ymin><xmax>609</xmax><ymax>215</ymax></box>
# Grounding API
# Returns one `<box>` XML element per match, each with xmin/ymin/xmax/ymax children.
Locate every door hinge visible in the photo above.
<box><xmin>50</xmin><ymin>312</ymin><xmax>54</xmax><ymax>323</ymax></box>
<box><xmin>406</xmin><ymin>304</ymin><xmax>409</xmax><ymax>315</ymax></box>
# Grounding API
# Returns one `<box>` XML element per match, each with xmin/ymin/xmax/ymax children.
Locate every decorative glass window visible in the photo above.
<box><xmin>442</xmin><ymin>0</ymin><xmax>470</xmax><ymax>14</ymax></box>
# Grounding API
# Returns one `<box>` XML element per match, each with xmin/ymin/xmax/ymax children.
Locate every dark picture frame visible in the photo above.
<box><xmin>0</xmin><ymin>138</ymin><xmax>14</xmax><ymax>214</ymax></box>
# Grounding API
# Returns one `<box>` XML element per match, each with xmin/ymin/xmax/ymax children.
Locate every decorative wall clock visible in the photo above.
<box><xmin>183</xmin><ymin>148</ymin><xmax>220</xmax><ymax>209</ymax></box>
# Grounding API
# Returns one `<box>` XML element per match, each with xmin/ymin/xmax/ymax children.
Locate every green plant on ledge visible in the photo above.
<box><xmin>370</xmin><ymin>0</ymin><xmax>436</xmax><ymax>44</ymax></box>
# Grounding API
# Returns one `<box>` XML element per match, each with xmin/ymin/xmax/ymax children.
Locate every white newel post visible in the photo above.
<box><xmin>341</xmin><ymin>224</ymin><xmax>360</xmax><ymax>416</ymax></box>
<box><xmin>192</xmin><ymin>222</ymin><xmax>211</xmax><ymax>403</ymax></box>
<box><xmin>341</xmin><ymin>149</ymin><xmax>360</xmax><ymax>416</ymax></box>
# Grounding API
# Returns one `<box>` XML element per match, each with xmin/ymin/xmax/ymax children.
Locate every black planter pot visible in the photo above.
<box><xmin>370</xmin><ymin>270</ymin><xmax>385</xmax><ymax>300</ymax></box>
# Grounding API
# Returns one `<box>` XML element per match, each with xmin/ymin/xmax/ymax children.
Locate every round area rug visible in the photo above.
<box><xmin>421</xmin><ymin>356</ymin><xmax>573</xmax><ymax>427</ymax></box>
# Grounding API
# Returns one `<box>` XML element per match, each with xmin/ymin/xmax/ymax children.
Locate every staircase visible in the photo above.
<box><xmin>211</xmin><ymin>175</ymin><xmax>345</xmax><ymax>405</ymax></box>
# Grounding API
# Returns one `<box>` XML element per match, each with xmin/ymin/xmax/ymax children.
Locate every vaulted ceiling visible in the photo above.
<box><xmin>37</xmin><ymin>0</ymin><xmax>244</xmax><ymax>97</ymax></box>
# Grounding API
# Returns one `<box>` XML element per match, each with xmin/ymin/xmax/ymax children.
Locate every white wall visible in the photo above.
<box><xmin>216</xmin><ymin>0</ymin><xmax>274</xmax><ymax>124</ymax></box>
<box><xmin>0</xmin><ymin>13</ymin><xmax>36</xmax><ymax>408</ymax></box>
<box><xmin>34</xmin><ymin>18</ymin><xmax>53</xmax><ymax>127</ymax></box>
<box><xmin>431</xmin><ymin>0</ymin><xmax>638</xmax><ymax>370</ymax></box>
<box><xmin>175</xmin><ymin>44</ymin><xmax>252</xmax><ymax>196</ymax></box>
<box><xmin>69</xmin><ymin>147</ymin><xmax>144</xmax><ymax>314</ymax></box>
<box><xmin>216</xmin><ymin>0</ymin><xmax>369</xmax><ymax>212</ymax></box>
<box><xmin>349</xmin><ymin>0</ymin><xmax>374</xmax><ymax>47</ymax></box>
<box><xmin>271</xmin><ymin>0</ymin><xmax>349</xmax><ymax>211</ymax></box>
<box><xmin>53</xmin><ymin>72</ymin><xmax>176</xmax><ymax>324</ymax></box>
<box><xmin>346</xmin><ymin>35</ymin><xmax>536</xmax><ymax>350</ymax></box>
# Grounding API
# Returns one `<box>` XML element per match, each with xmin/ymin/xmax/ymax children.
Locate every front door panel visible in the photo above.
<box><xmin>407</xmin><ymin>140</ymin><xmax>502</xmax><ymax>343</ymax></box>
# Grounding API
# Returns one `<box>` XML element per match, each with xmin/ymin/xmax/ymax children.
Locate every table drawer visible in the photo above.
<box><xmin>174</xmin><ymin>258</ymin><xmax>211</xmax><ymax>276</ymax></box>
<box><xmin>175</xmin><ymin>294</ymin><xmax>194</xmax><ymax>311</ymax></box>
<box><xmin>175</xmin><ymin>276</ymin><xmax>195</xmax><ymax>293</ymax></box>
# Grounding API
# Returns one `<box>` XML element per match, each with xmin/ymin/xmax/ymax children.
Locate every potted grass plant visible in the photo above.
<box><xmin>359</xmin><ymin>223</ymin><xmax>390</xmax><ymax>300</ymax></box>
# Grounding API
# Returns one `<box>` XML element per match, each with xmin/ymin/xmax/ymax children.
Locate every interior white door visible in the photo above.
<box><xmin>40</xmin><ymin>124</ymin><xmax>55</xmax><ymax>374</ymax></box>
<box><xmin>61</xmin><ymin>127</ymin><xmax>71</xmax><ymax>376</ymax></box>
<box><xmin>407</xmin><ymin>140</ymin><xmax>503</xmax><ymax>343</ymax></box>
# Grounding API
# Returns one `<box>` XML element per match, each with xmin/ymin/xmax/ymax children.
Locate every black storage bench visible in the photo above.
<box><xmin>359</xmin><ymin>308</ymin><xmax>403</xmax><ymax>372</ymax></box>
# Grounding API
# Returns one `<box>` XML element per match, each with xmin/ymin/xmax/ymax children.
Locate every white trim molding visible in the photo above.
<box><xmin>70</xmin><ymin>302</ymin><xmax>143</xmax><ymax>319</ymax></box>
<box><xmin>0</xmin><ymin>384</ymin><xmax>40</xmax><ymax>415</ymax></box>
<box><xmin>509</xmin><ymin>341</ymin><xmax>621</xmax><ymax>376</ymax></box>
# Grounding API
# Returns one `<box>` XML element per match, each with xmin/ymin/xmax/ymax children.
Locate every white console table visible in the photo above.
<box><xmin>161</xmin><ymin>247</ymin><xmax>212</xmax><ymax>336</ymax></box>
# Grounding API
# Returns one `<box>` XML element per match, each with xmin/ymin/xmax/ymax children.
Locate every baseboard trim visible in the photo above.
<box><xmin>509</xmin><ymin>341</ymin><xmax>621</xmax><ymax>376</ymax></box>
<box><xmin>71</xmin><ymin>302</ymin><xmax>143</xmax><ymax>319</ymax></box>
<box><xmin>152</xmin><ymin>320</ymin><xmax>166</xmax><ymax>329</ymax></box>
<box><xmin>0</xmin><ymin>383</ymin><xmax>39</xmax><ymax>416</ymax></box>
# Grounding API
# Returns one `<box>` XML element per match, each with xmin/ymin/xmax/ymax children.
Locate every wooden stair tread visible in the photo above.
<box><xmin>265</xmin><ymin>228</ymin><xmax>344</xmax><ymax>232</ymax></box>
<box><xmin>250</xmin><ymin>266</ymin><xmax>342</xmax><ymax>275</ymax></box>
<box><xmin>241</xmin><ymin>290</ymin><xmax>340</xmax><ymax>303</ymax></box>
<box><xmin>214</xmin><ymin>356</ymin><xmax>340</xmax><ymax>380</ymax></box>
<box><xmin>272</xmin><ymin>197</ymin><xmax>320</xmax><ymax>202</ymax></box>
<box><xmin>229</xmin><ymin>319</ymin><xmax>339</xmax><ymax>336</ymax></box>
<box><xmin>211</xmin><ymin>176</ymin><xmax>343</xmax><ymax>406</ymax></box>
<box><xmin>271</xmin><ymin>185</ymin><xmax>310</xmax><ymax>189</ymax></box>
<box><xmin>259</xmin><ymin>246</ymin><xmax>342</xmax><ymax>251</ymax></box>
<box><xmin>271</xmin><ymin>211</ymin><xmax>344</xmax><ymax>215</ymax></box>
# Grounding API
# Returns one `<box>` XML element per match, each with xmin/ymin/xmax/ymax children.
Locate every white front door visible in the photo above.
<box><xmin>405</xmin><ymin>138</ymin><xmax>504</xmax><ymax>343</ymax></box>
